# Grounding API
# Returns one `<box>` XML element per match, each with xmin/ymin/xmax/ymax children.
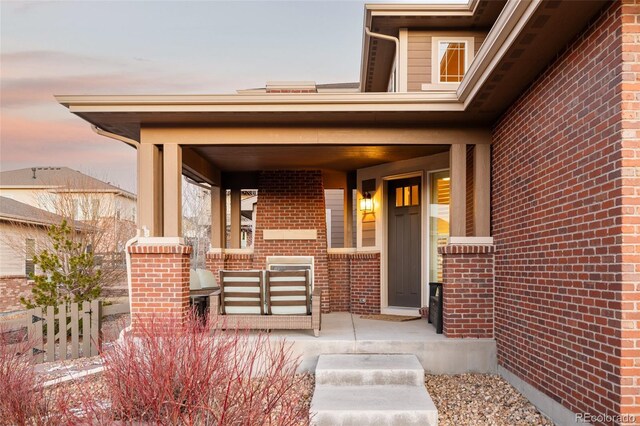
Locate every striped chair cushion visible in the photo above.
<box><xmin>220</xmin><ymin>270</ymin><xmax>264</xmax><ymax>315</ymax></box>
<box><xmin>266</xmin><ymin>270</ymin><xmax>310</xmax><ymax>315</ymax></box>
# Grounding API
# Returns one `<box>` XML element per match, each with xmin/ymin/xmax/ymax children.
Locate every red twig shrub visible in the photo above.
<box><xmin>100</xmin><ymin>313</ymin><xmax>311</xmax><ymax>425</ymax></box>
<box><xmin>0</xmin><ymin>327</ymin><xmax>76</xmax><ymax>425</ymax></box>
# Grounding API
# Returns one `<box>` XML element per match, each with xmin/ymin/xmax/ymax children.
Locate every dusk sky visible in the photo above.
<box><xmin>1</xmin><ymin>0</ymin><xmax>461</xmax><ymax>193</ymax></box>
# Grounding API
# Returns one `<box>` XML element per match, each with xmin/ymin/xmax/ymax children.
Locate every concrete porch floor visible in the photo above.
<box><xmin>264</xmin><ymin>313</ymin><xmax>497</xmax><ymax>374</ymax></box>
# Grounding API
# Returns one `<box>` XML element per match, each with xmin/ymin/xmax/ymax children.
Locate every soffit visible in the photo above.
<box><xmin>71</xmin><ymin>109</ymin><xmax>491</xmax><ymax>141</ymax></box>
<box><xmin>465</xmin><ymin>0</ymin><xmax>610</xmax><ymax>120</ymax></box>
<box><xmin>191</xmin><ymin>144</ymin><xmax>449</xmax><ymax>172</ymax></box>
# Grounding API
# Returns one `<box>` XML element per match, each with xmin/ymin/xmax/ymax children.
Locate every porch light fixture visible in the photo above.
<box><xmin>360</xmin><ymin>192</ymin><xmax>373</xmax><ymax>213</ymax></box>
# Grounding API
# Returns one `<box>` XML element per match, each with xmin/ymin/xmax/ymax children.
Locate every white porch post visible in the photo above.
<box><xmin>450</xmin><ymin>143</ymin><xmax>467</xmax><ymax>237</ymax></box>
<box><xmin>162</xmin><ymin>143</ymin><xmax>182</xmax><ymax>237</ymax></box>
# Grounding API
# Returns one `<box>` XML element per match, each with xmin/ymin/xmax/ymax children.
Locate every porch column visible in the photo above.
<box><xmin>230</xmin><ymin>188</ymin><xmax>241</xmax><ymax>248</ymax></box>
<box><xmin>474</xmin><ymin>144</ymin><xmax>491</xmax><ymax>237</ymax></box>
<box><xmin>162</xmin><ymin>143</ymin><xmax>182</xmax><ymax>237</ymax></box>
<box><xmin>138</xmin><ymin>143</ymin><xmax>163</xmax><ymax>236</ymax></box>
<box><xmin>210</xmin><ymin>186</ymin><xmax>226</xmax><ymax>248</ymax></box>
<box><xmin>343</xmin><ymin>176</ymin><xmax>355</xmax><ymax>248</ymax></box>
<box><xmin>450</xmin><ymin>143</ymin><xmax>467</xmax><ymax>237</ymax></box>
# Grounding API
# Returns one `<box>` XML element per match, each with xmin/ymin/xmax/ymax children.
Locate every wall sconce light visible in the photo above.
<box><xmin>360</xmin><ymin>192</ymin><xmax>373</xmax><ymax>213</ymax></box>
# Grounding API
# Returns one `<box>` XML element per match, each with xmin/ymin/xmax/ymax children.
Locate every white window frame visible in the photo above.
<box><xmin>430</xmin><ymin>36</ymin><xmax>475</xmax><ymax>87</ymax></box>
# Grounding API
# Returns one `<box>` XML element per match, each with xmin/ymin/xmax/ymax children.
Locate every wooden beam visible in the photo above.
<box><xmin>474</xmin><ymin>143</ymin><xmax>491</xmax><ymax>237</ymax></box>
<box><xmin>140</xmin><ymin>126</ymin><xmax>492</xmax><ymax>146</ymax></box>
<box><xmin>182</xmin><ymin>147</ymin><xmax>221</xmax><ymax>186</ymax></box>
<box><xmin>450</xmin><ymin>144</ymin><xmax>466</xmax><ymax>238</ymax></box>
<box><xmin>137</xmin><ymin>143</ymin><xmax>162</xmax><ymax>236</ymax></box>
<box><xmin>230</xmin><ymin>189</ymin><xmax>241</xmax><ymax>249</ymax></box>
<box><xmin>162</xmin><ymin>143</ymin><xmax>182</xmax><ymax>237</ymax></box>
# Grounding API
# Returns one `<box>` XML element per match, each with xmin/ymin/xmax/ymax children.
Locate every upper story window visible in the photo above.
<box><xmin>431</xmin><ymin>36</ymin><xmax>475</xmax><ymax>85</ymax></box>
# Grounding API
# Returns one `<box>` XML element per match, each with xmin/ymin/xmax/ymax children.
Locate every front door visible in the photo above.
<box><xmin>387</xmin><ymin>177</ymin><xmax>421</xmax><ymax>308</ymax></box>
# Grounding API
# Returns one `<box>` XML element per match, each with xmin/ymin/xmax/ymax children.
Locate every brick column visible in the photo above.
<box><xmin>205</xmin><ymin>251</ymin><xmax>225</xmax><ymax>283</ymax></box>
<box><xmin>350</xmin><ymin>252</ymin><xmax>381</xmax><ymax>315</ymax></box>
<box><xmin>439</xmin><ymin>244</ymin><xmax>494</xmax><ymax>338</ymax></box>
<box><xmin>328</xmin><ymin>252</ymin><xmax>351</xmax><ymax>312</ymax></box>
<box><xmin>128</xmin><ymin>243</ymin><xmax>192</xmax><ymax>331</ymax></box>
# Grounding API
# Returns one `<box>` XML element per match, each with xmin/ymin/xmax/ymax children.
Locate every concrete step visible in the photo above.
<box><xmin>310</xmin><ymin>384</ymin><xmax>438</xmax><ymax>426</ymax></box>
<box><xmin>315</xmin><ymin>354</ymin><xmax>424</xmax><ymax>386</ymax></box>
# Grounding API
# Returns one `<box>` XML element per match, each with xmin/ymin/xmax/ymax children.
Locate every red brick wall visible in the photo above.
<box><xmin>128</xmin><ymin>244</ymin><xmax>191</xmax><ymax>331</ymax></box>
<box><xmin>252</xmin><ymin>171</ymin><xmax>330</xmax><ymax>313</ymax></box>
<box><xmin>620</xmin><ymin>1</ymin><xmax>640</xmax><ymax>420</ymax></box>
<box><xmin>0</xmin><ymin>276</ymin><xmax>32</xmax><ymax>313</ymax></box>
<box><xmin>206</xmin><ymin>252</ymin><xmax>254</xmax><ymax>283</ymax></box>
<box><xmin>350</xmin><ymin>252</ymin><xmax>381</xmax><ymax>315</ymax></box>
<box><xmin>440</xmin><ymin>245</ymin><xmax>494</xmax><ymax>338</ymax></box>
<box><xmin>328</xmin><ymin>253</ymin><xmax>351</xmax><ymax>312</ymax></box>
<box><xmin>492</xmin><ymin>2</ymin><xmax>639</xmax><ymax>421</ymax></box>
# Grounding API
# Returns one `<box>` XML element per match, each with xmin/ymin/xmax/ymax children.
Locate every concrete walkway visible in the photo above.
<box><xmin>266</xmin><ymin>313</ymin><xmax>497</xmax><ymax>374</ymax></box>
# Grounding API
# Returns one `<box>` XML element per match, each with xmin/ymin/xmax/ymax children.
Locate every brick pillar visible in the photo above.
<box><xmin>251</xmin><ymin>170</ymin><xmax>330</xmax><ymax>313</ymax></box>
<box><xmin>128</xmin><ymin>243</ymin><xmax>192</xmax><ymax>331</ymax></box>
<box><xmin>439</xmin><ymin>244</ymin><xmax>494</xmax><ymax>338</ymax></box>
<box><xmin>328</xmin><ymin>252</ymin><xmax>351</xmax><ymax>312</ymax></box>
<box><xmin>350</xmin><ymin>252</ymin><xmax>381</xmax><ymax>315</ymax></box>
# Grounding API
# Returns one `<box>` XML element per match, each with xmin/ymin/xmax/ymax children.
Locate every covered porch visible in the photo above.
<box><xmin>57</xmin><ymin>94</ymin><xmax>495</xmax><ymax>339</ymax></box>
<box><xmin>136</xmin><ymin>125</ymin><xmax>493</xmax><ymax>334</ymax></box>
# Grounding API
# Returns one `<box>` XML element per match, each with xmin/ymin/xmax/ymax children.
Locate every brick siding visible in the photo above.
<box><xmin>350</xmin><ymin>252</ymin><xmax>381</xmax><ymax>315</ymax></box>
<box><xmin>492</xmin><ymin>1</ymin><xmax>640</xmax><ymax>421</ymax></box>
<box><xmin>440</xmin><ymin>245</ymin><xmax>494</xmax><ymax>338</ymax></box>
<box><xmin>205</xmin><ymin>251</ymin><xmax>254</xmax><ymax>282</ymax></box>
<box><xmin>328</xmin><ymin>253</ymin><xmax>351</xmax><ymax>312</ymax></box>
<box><xmin>619</xmin><ymin>0</ymin><xmax>640</xmax><ymax>420</ymax></box>
<box><xmin>128</xmin><ymin>244</ymin><xmax>191</xmax><ymax>331</ymax></box>
<box><xmin>252</xmin><ymin>171</ymin><xmax>331</xmax><ymax>312</ymax></box>
<box><xmin>0</xmin><ymin>276</ymin><xmax>32</xmax><ymax>313</ymax></box>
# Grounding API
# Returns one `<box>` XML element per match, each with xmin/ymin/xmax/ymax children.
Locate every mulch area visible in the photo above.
<box><xmin>425</xmin><ymin>374</ymin><xmax>554</xmax><ymax>425</ymax></box>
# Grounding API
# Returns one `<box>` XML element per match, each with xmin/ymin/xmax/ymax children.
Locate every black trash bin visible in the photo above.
<box><xmin>428</xmin><ymin>282</ymin><xmax>443</xmax><ymax>334</ymax></box>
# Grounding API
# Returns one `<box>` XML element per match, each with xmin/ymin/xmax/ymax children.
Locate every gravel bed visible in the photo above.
<box><xmin>425</xmin><ymin>374</ymin><xmax>554</xmax><ymax>426</ymax></box>
<box><xmin>35</xmin><ymin>355</ymin><xmax>103</xmax><ymax>382</ymax></box>
<box><xmin>45</xmin><ymin>372</ymin><xmax>314</xmax><ymax>423</ymax></box>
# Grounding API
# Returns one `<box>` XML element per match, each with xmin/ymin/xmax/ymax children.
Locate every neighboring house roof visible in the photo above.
<box><xmin>0</xmin><ymin>167</ymin><xmax>136</xmax><ymax>199</ymax></box>
<box><xmin>0</xmin><ymin>196</ymin><xmax>83</xmax><ymax>229</ymax></box>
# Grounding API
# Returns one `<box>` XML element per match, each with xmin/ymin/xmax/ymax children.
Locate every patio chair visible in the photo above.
<box><xmin>219</xmin><ymin>270</ymin><xmax>264</xmax><ymax>315</ymax></box>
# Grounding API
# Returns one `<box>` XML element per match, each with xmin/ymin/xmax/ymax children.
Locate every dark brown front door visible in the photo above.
<box><xmin>388</xmin><ymin>177</ymin><xmax>421</xmax><ymax>308</ymax></box>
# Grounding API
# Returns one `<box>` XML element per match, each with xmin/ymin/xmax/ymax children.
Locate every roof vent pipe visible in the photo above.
<box><xmin>31</xmin><ymin>167</ymin><xmax>37</xmax><ymax>179</ymax></box>
<box><xmin>365</xmin><ymin>27</ymin><xmax>400</xmax><ymax>92</ymax></box>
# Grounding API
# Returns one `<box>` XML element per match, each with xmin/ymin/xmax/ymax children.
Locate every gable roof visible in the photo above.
<box><xmin>0</xmin><ymin>196</ymin><xmax>83</xmax><ymax>228</ymax></box>
<box><xmin>0</xmin><ymin>167</ymin><xmax>135</xmax><ymax>199</ymax></box>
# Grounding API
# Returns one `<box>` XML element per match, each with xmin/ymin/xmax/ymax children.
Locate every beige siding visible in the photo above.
<box><xmin>325</xmin><ymin>189</ymin><xmax>344</xmax><ymax>248</ymax></box>
<box><xmin>407</xmin><ymin>31</ymin><xmax>487</xmax><ymax>92</ymax></box>
<box><xmin>362</xmin><ymin>215</ymin><xmax>376</xmax><ymax>247</ymax></box>
<box><xmin>0</xmin><ymin>222</ymin><xmax>48</xmax><ymax>276</ymax></box>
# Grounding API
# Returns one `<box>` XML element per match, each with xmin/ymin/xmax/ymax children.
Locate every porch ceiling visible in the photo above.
<box><xmin>192</xmin><ymin>144</ymin><xmax>449</xmax><ymax>172</ymax></box>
